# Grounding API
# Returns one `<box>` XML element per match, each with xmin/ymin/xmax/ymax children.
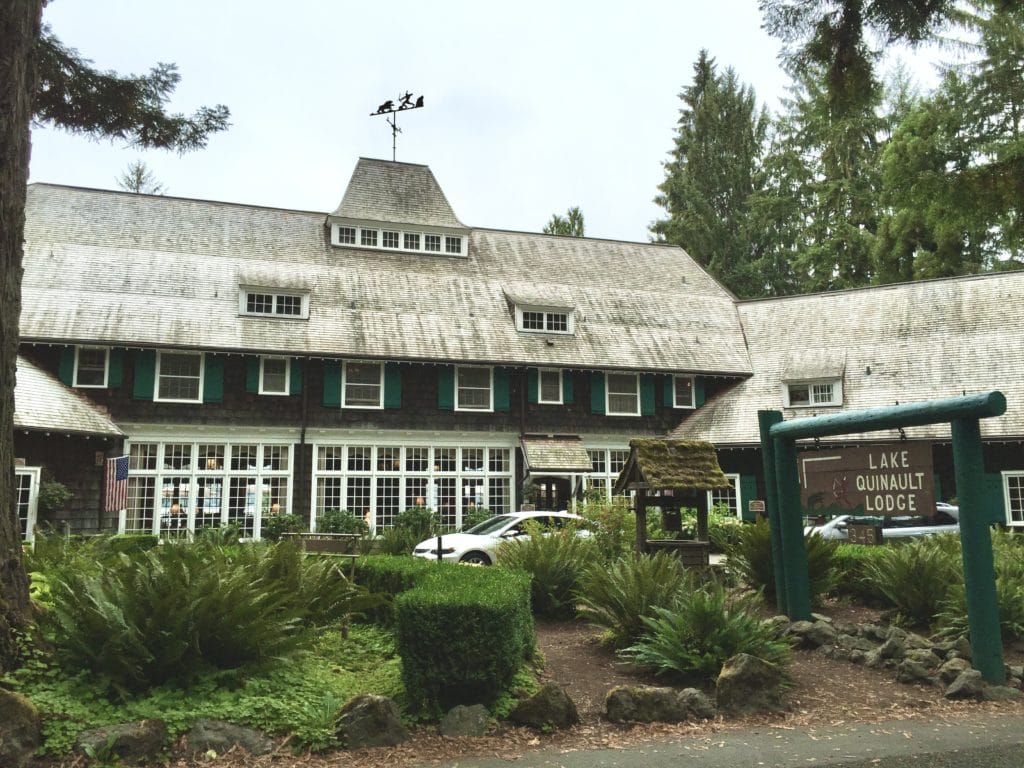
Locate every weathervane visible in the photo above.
<box><xmin>371</xmin><ymin>91</ymin><xmax>425</xmax><ymax>161</ymax></box>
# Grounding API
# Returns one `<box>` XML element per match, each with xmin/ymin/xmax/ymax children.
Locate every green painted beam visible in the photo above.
<box><xmin>758</xmin><ymin>410</ymin><xmax>788</xmax><ymax>615</ymax></box>
<box><xmin>773</xmin><ymin>436</ymin><xmax>812</xmax><ymax>621</ymax></box>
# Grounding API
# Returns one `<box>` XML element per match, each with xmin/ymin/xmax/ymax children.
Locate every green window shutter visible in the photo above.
<box><xmin>58</xmin><ymin>346</ymin><xmax>75</xmax><ymax>385</ymax></box>
<box><xmin>494</xmin><ymin>368</ymin><xmax>510</xmax><ymax>412</ymax></box>
<box><xmin>245</xmin><ymin>357</ymin><xmax>260</xmax><ymax>393</ymax></box>
<box><xmin>740</xmin><ymin>475</ymin><xmax>759</xmax><ymax>522</ymax></box>
<box><xmin>108</xmin><ymin>349</ymin><xmax>124</xmax><ymax>388</ymax></box>
<box><xmin>640</xmin><ymin>374</ymin><xmax>656</xmax><ymax>416</ymax></box>
<box><xmin>438</xmin><ymin>366</ymin><xmax>455</xmax><ymax>410</ymax></box>
<box><xmin>695</xmin><ymin>376</ymin><xmax>706</xmax><ymax>407</ymax></box>
<box><xmin>527</xmin><ymin>368</ymin><xmax>538</xmax><ymax>404</ymax></box>
<box><xmin>132</xmin><ymin>350</ymin><xmax>156</xmax><ymax>400</ymax></box>
<box><xmin>663</xmin><ymin>375</ymin><xmax>674</xmax><ymax>407</ymax></box>
<box><xmin>590</xmin><ymin>371</ymin><xmax>605</xmax><ymax>414</ymax></box>
<box><xmin>384</xmin><ymin>362</ymin><xmax>402</xmax><ymax>409</ymax></box>
<box><xmin>203</xmin><ymin>354</ymin><xmax>224</xmax><ymax>403</ymax></box>
<box><xmin>323</xmin><ymin>361</ymin><xmax>341</xmax><ymax>407</ymax></box>
<box><xmin>563</xmin><ymin>371</ymin><xmax>574</xmax><ymax>404</ymax></box>
<box><xmin>289</xmin><ymin>358</ymin><xmax>304</xmax><ymax>396</ymax></box>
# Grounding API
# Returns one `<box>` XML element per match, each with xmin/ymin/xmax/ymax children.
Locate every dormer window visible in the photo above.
<box><xmin>337</xmin><ymin>226</ymin><xmax>356</xmax><ymax>244</ymax></box>
<box><xmin>784</xmin><ymin>379</ymin><xmax>842</xmax><ymax>408</ymax></box>
<box><xmin>445</xmin><ymin>236</ymin><xmax>463</xmax><ymax>254</ymax></box>
<box><xmin>516</xmin><ymin>305</ymin><xmax>574</xmax><ymax>335</ymax></box>
<box><xmin>425</xmin><ymin>234</ymin><xmax>441</xmax><ymax>252</ymax></box>
<box><xmin>330</xmin><ymin>222</ymin><xmax>467</xmax><ymax>257</ymax></box>
<box><xmin>240</xmin><ymin>288</ymin><xmax>309</xmax><ymax>319</ymax></box>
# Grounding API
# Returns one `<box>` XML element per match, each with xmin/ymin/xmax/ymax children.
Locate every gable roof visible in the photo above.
<box><xmin>614</xmin><ymin>438</ymin><xmax>732</xmax><ymax>493</ymax></box>
<box><xmin>669</xmin><ymin>271</ymin><xmax>1024</xmax><ymax>445</ymax></box>
<box><xmin>14</xmin><ymin>356</ymin><xmax>123</xmax><ymax>437</ymax></box>
<box><xmin>329</xmin><ymin>158</ymin><xmax>466</xmax><ymax>229</ymax></box>
<box><xmin>21</xmin><ymin>178</ymin><xmax>752</xmax><ymax>375</ymax></box>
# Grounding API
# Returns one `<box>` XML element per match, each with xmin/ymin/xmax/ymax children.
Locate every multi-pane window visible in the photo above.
<box><xmin>260</xmin><ymin>356</ymin><xmax>289</xmax><ymax>395</ymax></box>
<box><xmin>709</xmin><ymin>474</ymin><xmax>740</xmax><ymax>518</ymax></box>
<box><xmin>583</xmin><ymin>448</ymin><xmax>631</xmax><ymax>500</ymax></box>
<box><xmin>606</xmin><ymin>373</ymin><xmax>640</xmax><ymax>416</ymax></box>
<box><xmin>333</xmin><ymin>224</ymin><xmax>466</xmax><ymax>256</ymax></box>
<box><xmin>786</xmin><ymin>379</ymin><xmax>842</xmax><ymax>407</ymax></box>
<box><xmin>337</xmin><ymin>226</ymin><xmax>357</xmax><ymax>244</ymax></box>
<box><xmin>383</xmin><ymin>231</ymin><xmax>400</xmax><ymax>249</ymax></box>
<box><xmin>343</xmin><ymin>361</ymin><xmax>383</xmax><ymax>408</ymax></box>
<box><xmin>361</xmin><ymin>229</ymin><xmax>378</xmax><ymax>247</ymax></box>
<box><xmin>456</xmin><ymin>366</ymin><xmax>492</xmax><ymax>411</ymax></box>
<box><xmin>156</xmin><ymin>352</ymin><xmax>203</xmax><ymax>402</ymax></box>
<box><xmin>445</xmin><ymin>236</ymin><xmax>463</xmax><ymax>254</ymax></box>
<box><xmin>674</xmin><ymin>375</ymin><xmax>695</xmax><ymax>408</ymax></box>
<box><xmin>242</xmin><ymin>290</ymin><xmax>307</xmax><ymax>318</ymax></box>
<box><xmin>1006</xmin><ymin>473</ymin><xmax>1024</xmax><ymax>527</ymax></box>
<box><xmin>425</xmin><ymin>234</ymin><xmax>441</xmax><ymax>252</ymax></box>
<box><xmin>517</xmin><ymin>307</ymin><xmax>573</xmax><ymax>334</ymax></box>
<box><xmin>404</xmin><ymin>233</ymin><xmax>420</xmax><ymax>250</ymax></box>
<box><xmin>538</xmin><ymin>369</ymin><xmax>562</xmax><ymax>404</ymax></box>
<box><xmin>15</xmin><ymin>468</ymin><xmax>39</xmax><ymax>542</ymax></box>
<box><xmin>74</xmin><ymin>346</ymin><xmax>109</xmax><ymax>387</ymax></box>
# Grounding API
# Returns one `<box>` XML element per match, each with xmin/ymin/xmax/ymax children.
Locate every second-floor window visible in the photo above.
<box><xmin>156</xmin><ymin>352</ymin><xmax>204</xmax><ymax>403</ymax></box>
<box><xmin>343</xmin><ymin>361</ymin><xmax>383</xmax><ymax>408</ymax></box>
<box><xmin>516</xmin><ymin>306</ymin><xmax>573</xmax><ymax>334</ymax></box>
<box><xmin>538</xmin><ymin>369</ymin><xmax>563</xmax><ymax>404</ymax></box>
<box><xmin>456</xmin><ymin>366</ymin><xmax>492</xmax><ymax>411</ymax></box>
<box><xmin>785</xmin><ymin>379</ymin><xmax>842</xmax><ymax>407</ymax></box>
<box><xmin>240</xmin><ymin>289</ymin><xmax>308</xmax><ymax>319</ymax></box>
<box><xmin>606</xmin><ymin>373</ymin><xmax>640</xmax><ymax>416</ymax></box>
<box><xmin>674</xmin><ymin>375</ymin><xmax>695</xmax><ymax>409</ymax></box>
<box><xmin>74</xmin><ymin>346</ymin><xmax>109</xmax><ymax>388</ymax></box>
<box><xmin>260</xmin><ymin>357</ymin><xmax>290</xmax><ymax>395</ymax></box>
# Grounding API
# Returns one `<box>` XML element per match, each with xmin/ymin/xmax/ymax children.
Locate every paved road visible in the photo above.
<box><xmin>429</xmin><ymin>712</ymin><xmax>1024</xmax><ymax>768</ymax></box>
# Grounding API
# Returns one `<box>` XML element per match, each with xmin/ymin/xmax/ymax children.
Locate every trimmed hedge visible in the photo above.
<box><xmin>351</xmin><ymin>555</ymin><xmax>437</xmax><ymax>624</ymax></box>
<box><xmin>396</xmin><ymin>565</ymin><xmax>533</xmax><ymax>714</ymax></box>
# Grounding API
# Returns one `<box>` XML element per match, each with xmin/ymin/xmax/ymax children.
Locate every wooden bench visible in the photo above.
<box><xmin>644</xmin><ymin>538</ymin><xmax>711</xmax><ymax>567</ymax></box>
<box><xmin>279</xmin><ymin>532</ymin><xmax>361</xmax><ymax>557</ymax></box>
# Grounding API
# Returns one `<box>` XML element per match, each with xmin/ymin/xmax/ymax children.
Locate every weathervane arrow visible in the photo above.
<box><xmin>371</xmin><ymin>92</ymin><xmax>425</xmax><ymax>161</ymax></box>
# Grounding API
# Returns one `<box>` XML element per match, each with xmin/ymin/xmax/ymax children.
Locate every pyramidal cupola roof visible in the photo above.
<box><xmin>329</xmin><ymin>157</ymin><xmax>466</xmax><ymax>230</ymax></box>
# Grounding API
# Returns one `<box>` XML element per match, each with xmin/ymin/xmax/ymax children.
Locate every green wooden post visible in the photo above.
<box><xmin>773</xmin><ymin>435</ymin><xmax>812</xmax><ymax>621</ymax></box>
<box><xmin>951</xmin><ymin>417</ymin><xmax>1005</xmax><ymax>684</ymax></box>
<box><xmin>758</xmin><ymin>410</ymin><xmax>788</xmax><ymax>614</ymax></box>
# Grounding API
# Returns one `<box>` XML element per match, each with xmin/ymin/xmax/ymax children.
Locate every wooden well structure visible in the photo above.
<box><xmin>614</xmin><ymin>438</ymin><xmax>733</xmax><ymax>566</ymax></box>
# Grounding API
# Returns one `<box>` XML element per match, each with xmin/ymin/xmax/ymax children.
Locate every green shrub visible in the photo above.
<box><xmin>830</xmin><ymin>544</ymin><xmax>891</xmax><ymax>603</ymax></box>
<box><xmin>861</xmin><ymin>534</ymin><xmax>961</xmax><ymax>628</ymax></box>
<box><xmin>351</xmin><ymin>555</ymin><xmax>435</xmax><ymax>623</ymax></box>
<box><xmin>261</xmin><ymin>513</ymin><xmax>305</xmax><ymax>541</ymax></box>
<box><xmin>376</xmin><ymin>507</ymin><xmax>440</xmax><ymax>555</ymax></box>
<box><xmin>938</xmin><ymin>532</ymin><xmax>1024</xmax><ymax>641</ymax></box>
<box><xmin>40</xmin><ymin>537</ymin><xmax>370</xmax><ymax>696</ymax></box>
<box><xmin>497</xmin><ymin>525</ymin><xmax>595</xmax><ymax>618</ymax></box>
<box><xmin>576</xmin><ymin>551</ymin><xmax>690</xmax><ymax>648</ymax></box>
<box><xmin>395</xmin><ymin>565</ymin><xmax>533</xmax><ymax>714</ymax></box>
<box><xmin>317</xmin><ymin>509</ymin><xmax>369</xmax><ymax>535</ymax></box>
<box><xmin>726</xmin><ymin>521</ymin><xmax>838</xmax><ymax>606</ymax></box>
<box><xmin>578</xmin><ymin>497</ymin><xmax>635</xmax><ymax>563</ymax></box>
<box><xmin>460</xmin><ymin>505</ymin><xmax>492</xmax><ymax>531</ymax></box>
<box><xmin>620</xmin><ymin>579</ymin><xmax>791</xmax><ymax>683</ymax></box>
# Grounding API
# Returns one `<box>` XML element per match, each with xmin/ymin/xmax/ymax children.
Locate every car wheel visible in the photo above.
<box><xmin>459</xmin><ymin>551</ymin><xmax>491</xmax><ymax>566</ymax></box>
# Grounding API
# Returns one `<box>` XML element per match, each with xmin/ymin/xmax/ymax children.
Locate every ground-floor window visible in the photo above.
<box><xmin>123</xmin><ymin>440</ymin><xmax>292</xmax><ymax>539</ymax></box>
<box><xmin>1005</xmin><ymin>472</ymin><xmax>1024</xmax><ymax>527</ymax></box>
<box><xmin>312</xmin><ymin>442</ymin><xmax>514</xmax><ymax>531</ymax></box>
<box><xmin>583</xmin><ymin>448</ymin><xmax>631</xmax><ymax>499</ymax></box>
<box><xmin>15</xmin><ymin>467</ymin><xmax>40</xmax><ymax>543</ymax></box>
<box><xmin>708</xmin><ymin>473</ymin><xmax>741</xmax><ymax>518</ymax></box>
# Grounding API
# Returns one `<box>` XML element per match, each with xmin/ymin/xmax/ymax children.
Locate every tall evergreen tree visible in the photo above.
<box><xmin>0</xmin><ymin>3</ymin><xmax>229</xmax><ymax>673</ymax></box>
<box><xmin>543</xmin><ymin>206</ymin><xmax>585</xmax><ymax>237</ymax></box>
<box><xmin>117</xmin><ymin>160</ymin><xmax>165</xmax><ymax>194</ymax></box>
<box><xmin>652</xmin><ymin>51</ymin><xmax>769</xmax><ymax>297</ymax></box>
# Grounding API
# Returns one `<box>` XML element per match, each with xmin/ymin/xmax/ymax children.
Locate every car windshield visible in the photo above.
<box><xmin>463</xmin><ymin>515</ymin><xmax>516</xmax><ymax>535</ymax></box>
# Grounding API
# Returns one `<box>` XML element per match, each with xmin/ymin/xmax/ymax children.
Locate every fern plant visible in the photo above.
<box><xmin>726</xmin><ymin>521</ymin><xmax>838</xmax><ymax>605</ymax></box>
<box><xmin>575</xmin><ymin>551</ymin><xmax>689</xmax><ymax>648</ymax></box>
<box><xmin>861</xmin><ymin>534</ymin><xmax>961</xmax><ymax>628</ymax></box>
<box><xmin>497</xmin><ymin>525</ymin><xmax>595</xmax><ymax>618</ymax></box>
<box><xmin>620</xmin><ymin>580</ymin><xmax>791</xmax><ymax>683</ymax></box>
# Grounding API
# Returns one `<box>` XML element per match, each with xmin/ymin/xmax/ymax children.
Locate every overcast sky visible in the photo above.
<box><xmin>29</xmin><ymin>1</ymin><xmax>941</xmax><ymax>242</ymax></box>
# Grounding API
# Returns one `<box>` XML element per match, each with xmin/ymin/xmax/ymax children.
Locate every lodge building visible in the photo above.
<box><xmin>13</xmin><ymin>158</ymin><xmax>1024</xmax><ymax>540</ymax></box>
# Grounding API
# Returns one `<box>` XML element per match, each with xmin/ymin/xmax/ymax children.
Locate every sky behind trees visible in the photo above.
<box><xmin>28</xmin><ymin>0</ymin><xmax>944</xmax><ymax>242</ymax></box>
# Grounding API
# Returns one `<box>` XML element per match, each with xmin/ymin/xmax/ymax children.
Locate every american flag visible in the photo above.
<box><xmin>103</xmin><ymin>455</ymin><xmax>130</xmax><ymax>513</ymax></box>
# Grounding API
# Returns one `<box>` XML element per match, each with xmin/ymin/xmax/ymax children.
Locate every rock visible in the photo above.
<box><xmin>336</xmin><ymin>694</ymin><xmax>409</xmax><ymax>749</ymax></box>
<box><xmin>766</xmin><ymin>615</ymin><xmax>791</xmax><ymax>638</ymax></box>
<box><xmin>0</xmin><ymin>690</ymin><xmax>41</xmax><ymax>768</ymax></box>
<box><xmin>862</xmin><ymin>623</ymin><xmax>890</xmax><ymax>643</ymax></box>
<box><xmin>183</xmin><ymin>719</ymin><xmax>274</xmax><ymax>757</ymax></box>
<box><xmin>952</xmin><ymin>636</ymin><xmax>972</xmax><ymax>660</ymax></box>
<box><xmin>983</xmin><ymin>685</ymin><xmax>1023</xmax><ymax>702</ymax></box>
<box><xmin>1006</xmin><ymin>664</ymin><xmax>1024</xmax><ymax>680</ymax></box>
<box><xmin>678</xmin><ymin>688</ymin><xmax>716</xmax><ymax>720</ymax></box>
<box><xmin>877</xmin><ymin>635</ymin><xmax>907</xmax><ymax>662</ymax></box>
<box><xmin>786</xmin><ymin>620</ymin><xmax>837</xmax><ymax>649</ymax></box>
<box><xmin>439</xmin><ymin>704</ymin><xmax>489</xmax><ymax>737</ymax></box>
<box><xmin>944</xmin><ymin>669</ymin><xmax>986</xmax><ymax>700</ymax></box>
<box><xmin>716</xmin><ymin>653</ymin><xmax>786</xmax><ymax>715</ymax></box>
<box><xmin>76</xmin><ymin>719</ymin><xmax>167</xmax><ymax>764</ymax></box>
<box><xmin>605</xmin><ymin>686</ymin><xmax>685</xmax><ymax>724</ymax></box>
<box><xmin>904</xmin><ymin>632</ymin><xmax>932</xmax><ymax>650</ymax></box>
<box><xmin>810</xmin><ymin>612</ymin><xmax>833</xmax><ymax>624</ymax></box>
<box><xmin>833</xmin><ymin>621</ymin><xmax>860</xmax><ymax>637</ymax></box>
<box><xmin>885</xmin><ymin>626</ymin><xmax>908</xmax><ymax>642</ymax></box>
<box><xmin>825</xmin><ymin>646</ymin><xmax>852</xmax><ymax>662</ymax></box>
<box><xmin>938</xmin><ymin>657</ymin><xmax>973</xmax><ymax>685</ymax></box>
<box><xmin>849</xmin><ymin>649</ymin><xmax>869</xmax><ymax>665</ymax></box>
<box><xmin>895</xmin><ymin>659</ymin><xmax>934</xmax><ymax>685</ymax></box>
<box><xmin>905</xmin><ymin>648</ymin><xmax>942</xmax><ymax>668</ymax></box>
<box><xmin>836</xmin><ymin>633</ymin><xmax>876</xmax><ymax>653</ymax></box>
<box><xmin>509</xmin><ymin>682</ymin><xmax>579</xmax><ymax>729</ymax></box>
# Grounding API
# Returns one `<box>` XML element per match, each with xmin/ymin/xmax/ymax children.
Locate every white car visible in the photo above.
<box><xmin>412</xmin><ymin>510</ymin><xmax>587</xmax><ymax>565</ymax></box>
<box><xmin>806</xmin><ymin>503</ymin><xmax>960</xmax><ymax>541</ymax></box>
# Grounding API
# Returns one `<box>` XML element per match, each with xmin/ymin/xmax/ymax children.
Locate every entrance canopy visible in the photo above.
<box><xmin>520</xmin><ymin>435</ymin><xmax>593</xmax><ymax>474</ymax></box>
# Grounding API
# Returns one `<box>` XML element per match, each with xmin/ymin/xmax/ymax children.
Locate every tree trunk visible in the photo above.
<box><xmin>0</xmin><ymin>0</ymin><xmax>43</xmax><ymax>674</ymax></box>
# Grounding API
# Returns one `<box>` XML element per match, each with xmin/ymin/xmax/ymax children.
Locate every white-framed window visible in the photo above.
<box><xmin>456</xmin><ymin>366</ymin><xmax>493</xmax><ymax>412</ymax></box>
<box><xmin>382</xmin><ymin>230</ymin><xmax>400</xmax><ymax>249</ymax></box>
<box><xmin>538</xmin><ymin>369</ymin><xmax>563</xmax><ymax>404</ymax></box>
<box><xmin>404</xmin><ymin>233</ymin><xmax>420</xmax><ymax>250</ymax></box>
<box><xmin>1005</xmin><ymin>472</ymin><xmax>1024</xmax><ymax>527</ymax></box>
<box><xmin>239</xmin><ymin>289</ymin><xmax>309</xmax><ymax>319</ymax></box>
<box><xmin>583</xmin><ymin>447</ymin><xmax>631</xmax><ymax>500</ymax></box>
<box><xmin>784</xmin><ymin>379</ymin><xmax>842</xmax><ymax>407</ymax></box>
<box><xmin>708</xmin><ymin>474</ymin><xmax>741</xmax><ymax>519</ymax></box>
<box><xmin>74</xmin><ymin>345</ymin><xmax>109</xmax><ymax>388</ymax></box>
<box><xmin>156</xmin><ymin>351</ymin><xmax>204</xmax><ymax>403</ymax></box>
<box><xmin>445</xmin><ymin>236</ymin><xmax>463</xmax><ymax>254</ymax></box>
<box><xmin>331</xmin><ymin>223</ymin><xmax>466</xmax><ymax>256</ymax></box>
<box><xmin>673</xmin><ymin>375</ymin><xmax>695</xmax><ymax>409</ymax></box>
<box><xmin>424</xmin><ymin>234</ymin><xmax>441</xmax><ymax>252</ymax></box>
<box><xmin>343</xmin><ymin>361</ymin><xmax>384</xmax><ymax>409</ymax></box>
<box><xmin>259</xmin><ymin>356</ymin><xmax>290</xmax><ymax>396</ymax></box>
<box><xmin>337</xmin><ymin>226</ymin><xmax>357</xmax><ymax>244</ymax></box>
<box><xmin>515</xmin><ymin>305</ymin><xmax>574</xmax><ymax>335</ymax></box>
<box><xmin>15</xmin><ymin>467</ymin><xmax>40</xmax><ymax>543</ymax></box>
<box><xmin>361</xmin><ymin>229</ymin><xmax>378</xmax><ymax>247</ymax></box>
<box><xmin>606</xmin><ymin>372</ymin><xmax>640</xmax><ymax>416</ymax></box>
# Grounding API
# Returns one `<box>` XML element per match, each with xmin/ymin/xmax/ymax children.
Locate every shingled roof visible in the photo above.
<box><xmin>14</xmin><ymin>356</ymin><xmax>123</xmax><ymax>437</ymax></box>
<box><xmin>614</xmin><ymin>438</ymin><xmax>732</xmax><ymax>493</ymax></box>
<box><xmin>329</xmin><ymin>158</ymin><xmax>466</xmax><ymax>228</ymax></box>
<box><xmin>670</xmin><ymin>271</ymin><xmax>1024</xmax><ymax>445</ymax></box>
<box><xmin>21</xmin><ymin>170</ymin><xmax>751</xmax><ymax>376</ymax></box>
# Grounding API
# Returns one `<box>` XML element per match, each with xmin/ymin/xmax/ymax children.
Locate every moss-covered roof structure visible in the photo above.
<box><xmin>613</xmin><ymin>438</ymin><xmax>732</xmax><ymax>494</ymax></box>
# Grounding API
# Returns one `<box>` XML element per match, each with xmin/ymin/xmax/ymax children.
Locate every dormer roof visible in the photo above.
<box><xmin>329</xmin><ymin>157</ymin><xmax>466</xmax><ymax>229</ymax></box>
